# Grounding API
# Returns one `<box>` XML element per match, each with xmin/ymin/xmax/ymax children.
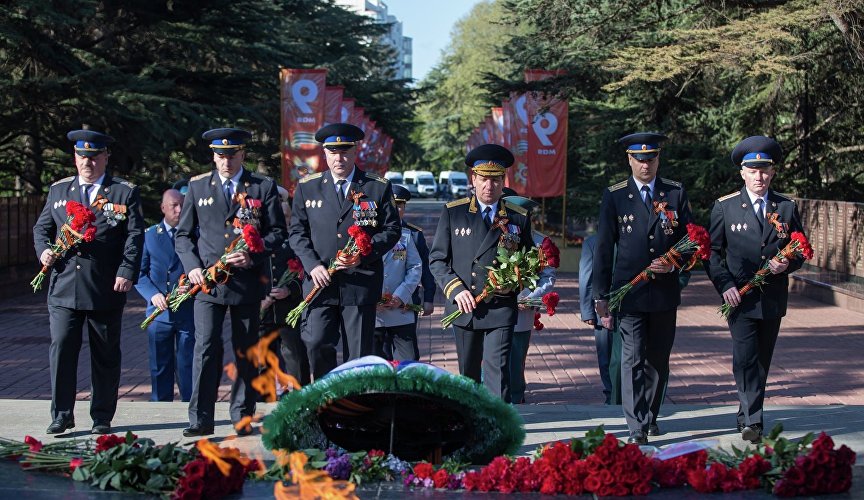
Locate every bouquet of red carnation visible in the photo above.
<box><xmin>167</xmin><ymin>225</ymin><xmax>265</xmax><ymax>312</ymax></box>
<box><xmin>378</xmin><ymin>293</ymin><xmax>423</xmax><ymax>313</ymax></box>
<box><xmin>31</xmin><ymin>200</ymin><xmax>98</xmax><ymax>292</ymax></box>
<box><xmin>285</xmin><ymin>225</ymin><xmax>373</xmax><ymax>327</ymax></box>
<box><xmin>539</xmin><ymin>237</ymin><xmax>560</xmax><ymax>269</ymax></box>
<box><xmin>608</xmin><ymin>223</ymin><xmax>711</xmax><ymax>312</ymax></box>
<box><xmin>770</xmin><ymin>432</ymin><xmax>855</xmax><ymax>496</ymax></box>
<box><xmin>719</xmin><ymin>231</ymin><xmax>813</xmax><ymax>318</ymax></box>
<box><xmin>519</xmin><ymin>291</ymin><xmax>559</xmax><ymax>317</ymax></box>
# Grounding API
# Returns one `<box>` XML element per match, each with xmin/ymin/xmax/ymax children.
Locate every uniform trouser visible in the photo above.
<box><xmin>610</xmin><ymin>323</ymin><xmax>623</xmax><ymax>405</ymax></box>
<box><xmin>593</xmin><ymin>325</ymin><xmax>614</xmax><ymax>404</ymax></box>
<box><xmin>188</xmin><ymin>301</ymin><xmax>259</xmax><ymax>427</ymax></box>
<box><xmin>48</xmin><ymin>305</ymin><xmax>122</xmax><ymax>422</ymax></box>
<box><xmin>278</xmin><ymin>324</ymin><xmax>311</xmax><ymax>387</ymax></box>
<box><xmin>303</xmin><ymin>304</ymin><xmax>375</xmax><ymax>380</ymax></box>
<box><xmin>373</xmin><ymin>322</ymin><xmax>419</xmax><ymax>361</ymax></box>
<box><xmin>509</xmin><ymin>330</ymin><xmax>531</xmax><ymax>404</ymax></box>
<box><xmin>146</xmin><ymin>319</ymin><xmax>194</xmax><ymax>402</ymax></box>
<box><xmin>729</xmin><ymin>315</ymin><xmax>782</xmax><ymax>427</ymax></box>
<box><xmin>619</xmin><ymin>310</ymin><xmax>677</xmax><ymax>433</ymax></box>
<box><xmin>452</xmin><ymin>324</ymin><xmax>513</xmax><ymax>403</ymax></box>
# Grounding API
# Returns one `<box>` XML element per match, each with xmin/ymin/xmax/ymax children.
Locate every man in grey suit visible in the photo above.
<box><xmin>175</xmin><ymin>128</ymin><xmax>287</xmax><ymax>436</ymax></box>
<box><xmin>34</xmin><ymin>129</ymin><xmax>144</xmax><ymax>435</ymax></box>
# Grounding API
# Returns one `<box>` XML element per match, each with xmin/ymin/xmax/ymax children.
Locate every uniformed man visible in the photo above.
<box><xmin>429</xmin><ymin>144</ymin><xmax>533</xmax><ymax>402</ymax></box>
<box><xmin>175</xmin><ymin>128</ymin><xmax>287</xmax><ymax>437</ymax></box>
<box><xmin>505</xmin><ymin>193</ymin><xmax>556</xmax><ymax>405</ymax></box>
<box><xmin>592</xmin><ymin>132</ymin><xmax>693</xmax><ymax>444</ymax></box>
<box><xmin>288</xmin><ymin>123</ymin><xmax>401</xmax><ymax>378</ymax></box>
<box><xmin>33</xmin><ymin>129</ymin><xmax>144</xmax><ymax>435</ymax></box>
<box><xmin>373</xmin><ymin>185</ymin><xmax>423</xmax><ymax>360</ymax></box>
<box><xmin>704</xmin><ymin>136</ymin><xmax>805</xmax><ymax>443</ymax></box>
<box><xmin>259</xmin><ymin>186</ymin><xmax>309</xmax><ymax>387</ymax></box>
<box><xmin>135</xmin><ymin>188</ymin><xmax>195</xmax><ymax>402</ymax></box>
<box><xmin>399</xmin><ymin>191</ymin><xmax>436</xmax><ymax>318</ymax></box>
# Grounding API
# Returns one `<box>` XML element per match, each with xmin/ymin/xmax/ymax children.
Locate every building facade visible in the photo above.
<box><xmin>335</xmin><ymin>0</ymin><xmax>413</xmax><ymax>80</ymax></box>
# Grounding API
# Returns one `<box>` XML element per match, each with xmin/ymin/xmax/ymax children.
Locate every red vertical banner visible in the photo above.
<box><xmin>525</xmin><ymin>70</ymin><xmax>567</xmax><ymax>197</ymax></box>
<box><xmin>280</xmin><ymin>68</ymin><xmax>327</xmax><ymax>194</ymax></box>
<box><xmin>340</xmin><ymin>98</ymin><xmax>355</xmax><ymax>124</ymax></box>
<box><xmin>323</xmin><ymin>86</ymin><xmax>344</xmax><ymax>126</ymax></box>
<box><xmin>381</xmin><ymin>136</ymin><xmax>393</xmax><ymax>172</ymax></box>
<box><xmin>492</xmin><ymin>107</ymin><xmax>505</xmax><ymax>146</ymax></box>
<box><xmin>502</xmin><ymin>98</ymin><xmax>513</xmax><ymax>151</ymax></box>
<box><xmin>351</xmin><ymin>107</ymin><xmax>365</xmax><ymax>128</ymax></box>
<box><xmin>483</xmin><ymin>116</ymin><xmax>494</xmax><ymax>144</ymax></box>
<box><xmin>507</xmin><ymin>93</ymin><xmax>529</xmax><ymax>194</ymax></box>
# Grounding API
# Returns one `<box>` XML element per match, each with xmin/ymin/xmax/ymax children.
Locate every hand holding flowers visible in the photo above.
<box><xmin>31</xmin><ymin>200</ymin><xmax>97</xmax><ymax>292</ymax></box>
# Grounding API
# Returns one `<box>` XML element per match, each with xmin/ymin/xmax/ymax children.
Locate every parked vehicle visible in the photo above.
<box><xmin>384</xmin><ymin>171</ymin><xmax>403</xmax><ymax>185</ymax></box>
<box><xmin>403</xmin><ymin>170</ymin><xmax>438</xmax><ymax>198</ymax></box>
<box><xmin>438</xmin><ymin>171</ymin><xmax>470</xmax><ymax>200</ymax></box>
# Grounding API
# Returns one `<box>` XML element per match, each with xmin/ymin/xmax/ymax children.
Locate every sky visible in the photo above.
<box><xmin>383</xmin><ymin>0</ymin><xmax>483</xmax><ymax>82</ymax></box>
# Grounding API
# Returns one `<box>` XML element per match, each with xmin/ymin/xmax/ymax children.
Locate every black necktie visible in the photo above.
<box><xmin>483</xmin><ymin>206</ymin><xmax>492</xmax><ymax>227</ymax></box>
<box><xmin>755</xmin><ymin>198</ymin><xmax>765</xmax><ymax>228</ymax></box>
<box><xmin>641</xmin><ymin>185</ymin><xmax>652</xmax><ymax>211</ymax></box>
<box><xmin>223</xmin><ymin>181</ymin><xmax>233</xmax><ymax>206</ymax></box>
<box><xmin>81</xmin><ymin>184</ymin><xmax>92</xmax><ymax>205</ymax></box>
<box><xmin>336</xmin><ymin>179</ymin><xmax>347</xmax><ymax>207</ymax></box>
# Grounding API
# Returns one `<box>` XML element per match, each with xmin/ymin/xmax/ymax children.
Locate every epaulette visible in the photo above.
<box><xmin>608</xmin><ymin>180</ymin><xmax>627</xmax><ymax>192</ymax></box>
<box><xmin>774</xmin><ymin>192</ymin><xmax>794</xmax><ymax>202</ymax></box>
<box><xmin>717</xmin><ymin>191</ymin><xmax>738</xmax><ymax>202</ymax></box>
<box><xmin>191</xmin><ymin>172</ymin><xmax>210</xmax><ymax>181</ymax></box>
<box><xmin>660</xmin><ymin>177</ymin><xmax>682</xmax><ymax>188</ymax></box>
<box><xmin>504</xmin><ymin>200</ymin><xmax>528</xmax><ymax>216</ymax></box>
<box><xmin>116</xmin><ymin>178</ymin><xmax>136</xmax><ymax>189</ymax></box>
<box><xmin>145</xmin><ymin>224</ymin><xmax>157</xmax><ymax>232</ymax></box>
<box><xmin>299</xmin><ymin>172</ymin><xmax>322</xmax><ymax>184</ymax></box>
<box><xmin>446</xmin><ymin>197</ymin><xmax>470</xmax><ymax>208</ymax></box>
<box><xmin>405</xmin><ymin>222</ymin><xmax>423</xmax><ymax>232</ymax></box>
<box><xmin>366</xmin><ymin>172</ymin><xmax>387</xmax><ymax>184</ymax></box>
<box><xmin>51</xmin><ymin>176</ymin><xmax>75</xmax><ymax>187</ymax></box>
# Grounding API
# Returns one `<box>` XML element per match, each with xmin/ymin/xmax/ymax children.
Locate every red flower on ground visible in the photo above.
<box><xmin>69</xmin><ymin>457</ymin><xmax>84</xmax><ymax>471</ymax></box>
<box><xmin>24</xmin><ymin>435</ymin><xmax>43</xmax><ymax>452</ymax></box>
<box><xmin>413</xmin><ymin>462</ymin><xmax>433</xmax><ymax>480</ymax></box>
<box><xmin>241</xmin><ymin>224</ymin><xmax>265</xmax><ymax>253</ymax></box>
<box><xmin>432</xmin><ymin>469</ymin><xmax>450</xmax><ymax>489</ymax></box>
<box><xmin>95</xmin><ymin>433</ymin><xmax>137</xmax><ymax>453</ymax></box>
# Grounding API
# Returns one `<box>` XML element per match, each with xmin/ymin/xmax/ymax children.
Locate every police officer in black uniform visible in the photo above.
<box><xmin>288</xmin><ymin>123</ymin><xmax>401</xmax><ymax>379</ymax></box>
<box><xmin>429</xmin><ymin>144</ymin><xmax>533</xmax><ymax>402</ymax></box>
<box><xmin>592</xmin><ymin>132</ymin><xmax>693</xmax><ymax>444</ymax></box>
<box><xmin>34</xmin><ymin>130</ymin><xmax>144</xmax><ymax>435</ymax></box>
<box><xmin>175</xmin><ymin>128</ymin><xmax>287</xmax><ymax>436</ymax></box>
<box><xmin>705</xmin><ymin>136</ymin><xmax>805</xmax><ymax>443</ymax></box>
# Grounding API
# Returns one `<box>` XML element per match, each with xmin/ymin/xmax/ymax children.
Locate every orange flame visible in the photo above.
<box><xmin>246</xmin><ymin>332</ymin><xmax>301</xmax><ymax>402</ymax></box>
<box><xmin>273</xmin><ymin>451</ymin><xmax>357</xmax><ymax>500</ymax></box>
<box><xmin>196</xmin><ymin>439</ymin><xmax>251</xmax><ymax>477</ymax></box>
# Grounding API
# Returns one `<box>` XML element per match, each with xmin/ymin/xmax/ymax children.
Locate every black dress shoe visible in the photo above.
<box><xmin>627</xmin><ymin>431</ymin><xmax>648</xmax><ymax>445</ymax></box>
<box><xmin>741</xmin><ymin>424</ymin><xmax>763</xmax><ymax>444</ymax></box>
<box><xmin>46</xmin><ymin>416</ymin><xmax>75</xmax><ymax>434</ymax></box>
<box><xmin>647</xmin><ymin>423</ymin><xmax>661</xmax><ymax>436</ymax></box>
<box><xmin>736</xmin><ymin>423</ymin><xmax>745</xmax><ymax>433</ymax></box>
<box><xmin>91</xmin><ymin>421</ymin><xmax>111</xmax><ymax>435</ymax></box>
<box><xmin>183</xmin><ymin>424</ymin><xmax>215</xmax><ymax>437</ymax></box>
<box><xmin>235</xmin><ymin>425</ymin><xmax>254</xmax><ymax>437</ymax></box>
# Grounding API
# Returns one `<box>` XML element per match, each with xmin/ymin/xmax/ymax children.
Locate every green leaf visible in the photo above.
<box><xmin>98</xmin><ymin>471</ymin><xmax>115</xmax><ymax>490</ymax></box>
<box><xmin>145</xmin><ymin>458</ymin><xmax>162</xmax><ymax>470</ymax></box>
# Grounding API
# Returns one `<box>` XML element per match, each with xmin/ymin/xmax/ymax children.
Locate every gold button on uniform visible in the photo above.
<box><xmin>471</xmin><ymin>285</ymin><xmax>476</xmax><ymax>290</ymax></box>
<box><xmin>649</xmin><ymin>248</ymin><xmax>655</xmax><ymax>253</ymax></box>
<box><xmin>76</xmin><ymin>265</ymin><xmax>81</xmax><ymax>270</ymax></box>
<box><xmin>337</xmin><ymin>234</ymin><xmax>343</xmax><ymax>239</ymax></box>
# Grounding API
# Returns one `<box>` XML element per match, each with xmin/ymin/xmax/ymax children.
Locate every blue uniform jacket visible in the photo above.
<box><xmin>135</xmin><ymin>222</ymin><xmax>194</xmax><ymax>324</ymax></box>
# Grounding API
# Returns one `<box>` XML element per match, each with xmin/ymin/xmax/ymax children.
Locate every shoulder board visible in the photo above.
<box><xmin>716</xmin><ymin>191</ymin><xmax>739</xmax><ymax>202</ymax></box>
<box><xmin>660</xmin><ymin>177</ymin><xmax>682</xmax><ymax>188</ymax></box>
<box><xmin>608</xmin><ymin>180</ymin><xmax>628</xmax><ymax>192</ymax></box>
<box><xmin>366</xmin><ymin>172</ymin><xmax>387</xmax><ymax>184</ymax></box>
<box><xmin>116</xmin><ymin>178</ymin><xmax>136</xmax><ymax>189</ymax></box>
<box><xmin>503</xmin><ymin>200</ymin><xmax>528</xmax><ymax>216</ymax></box>
<box><xmin>145</xmin><ymin>224</ymin><xmax>158</xmax><ymax>233</ymax></box>
<box><xmin>405</xmin><ymin>222</ymin><xmax>423</xmax><ymax>232</ymax></box>
<box><xmin>191</xmin><ymin>172</ymin><xmax>210</xmax><ymax>181</ymax></box>
<box><xmin>446</xmin><ymin>197</ymin><xmax>470</xmax><ymax>208</ymax></box>
<box><xmin>299</xmin><ymin>172</ymin><xmax>322</xmax><ymax>184</ymax></box>
<box><xmin>774</xmin><ymin>192</ymin><xmax>794</xmax><ymax>202</ymax></box>
<box><xmin>51</xmin><ymin>176</ymin><xmax>75</xmax><ymax>187</ymax></box>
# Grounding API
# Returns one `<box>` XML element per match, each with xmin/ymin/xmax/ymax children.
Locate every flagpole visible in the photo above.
<box><xmin>561</xmin><ymin>163</ymin><xmax>568</xmax><ymax>249</ymax></box>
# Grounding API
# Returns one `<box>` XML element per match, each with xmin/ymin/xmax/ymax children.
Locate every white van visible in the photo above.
<box><xmin>403</xmin><ymin>170</ymin><xmax>437</xmax><ymax>198</ymax></box>
<box><xmin>438</xmin><ymin>171</ymin><xmax>469</xmax><ymax>199</ymax></box>
<box><xmin>384</xmin><ymin>171</ymin><xmax>403</xmax><ymax>185</ymax></box>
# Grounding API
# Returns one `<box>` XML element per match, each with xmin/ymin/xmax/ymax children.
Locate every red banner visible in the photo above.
<box><xmin>492</xmin><ymin>107</ymin><xmax>505</xmax><ymax>146</ymax></box>
<box><xmin>506</xmin><ymin>93</ymin><xmax>529</xmax><ymax>194</ymax></box>
<box><xmin>280</xmin><ymin>68</ymin><xmax>327</xmax><ymax>194</ymax></box>
<box><xmin>525</xmin><ymin>70</ymin><xmax>567</xmax><ymax>197</ymax></box>
<box><xmin>340</xmin><ymin>98</ymin><xmax>355</xmax><ymax>124</ymax></box>
<box><xmin>323</xmin><ymin>86</ymin><xmax>344</xmax><ymax>126</ymax></box>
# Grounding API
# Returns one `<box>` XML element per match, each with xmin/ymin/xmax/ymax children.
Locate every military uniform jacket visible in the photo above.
<box><xmin>429</xmin><ymin>196</ymin><xmax>533</xmax><ymax>329</ymax></box>
<box><xmin>175</xmin><ymin>169</ymin><xmax>287</xmax><ymax>306</ymax></box>
<box><xmin>377</xmin><ymin>227</ymin><xmax>422</xmax><ymax>328</ymax></box>
<box><xmin>288</xmin><ymin>168</ymin><xmax>401</xmax><ymax>306</ymax></box>
<box><xmin>261</xmin><ymin>239</ymin><xmax>303</xmax><ymax>326</ymax></box>
<box><xmin>33</xmin><ymin>174</ymin><xmax>144</xmax><ymax>310</ymax></box>
<box><xmin>593</xmin><ymin>177</ymin><xmax>693</xmax><ymax>313</ymax></box>
<box><xmin>135</xmin><ymin>223</ymin><xmax>194</xmax><ymax>324</ymax></box>
<box><xmin>404</xmin><ymin>221</ymin><xmax>436</xmax><ymax>305</ymax></box>
<box><xmin>705</xmin><ymin>188</ymin><xmax>804</xmax><ymax>319</ymax></box>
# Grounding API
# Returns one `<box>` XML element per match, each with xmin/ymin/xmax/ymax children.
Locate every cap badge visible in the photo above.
<box><xmin>641</xmin><ymin>144</ymin><xmax>647</xmax><ymax>150</ymax></box>
<box><xmin>222</xmin><ymin>139</ymin><xmax>229</xmax><ymax>145</ymax></box>
<box><xmin>84</xmin><ymin>142</ymin><xmax>90</xmax><ymax>149</ymax></box>
<box><xmin>756</xmin><ymin>153</ymin><xmax>762</xmax><ymax>160</ymax></box>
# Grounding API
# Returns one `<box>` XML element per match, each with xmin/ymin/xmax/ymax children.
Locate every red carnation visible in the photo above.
<box><xmin>69</xmin><ymin>457</ymin><xmax>84</xmax><ymax>470</ymax></box>
<box><xmin>24</xmin><ymin>435</ymin><xmax>43</xmax><ymax>452</ymax></box>
<box><xmin>83</xmin><ymin>226</ymin><xmax>97</xmax><ymax>242</ymax></box>
<box><xmin>433</xmin><ymin>469</ymin><xmax>450</xmax><ymax>489</ymax></box>
<box><xmin>542</xmin><ymin>292</ymin><xmax>559</xmax><ymax>316</ymax></box>
<box><xmin>66</xmin><ymin>201</ymin><xmax>96</xmax><ymax>231</ymax></box>
<box><xmin>790</xmin><ymin>231</ymin><xmax>814</xmax><ymax>260</ymax></box>
<box><xmin>686</xmin><ymin>223</ymin><xmax>712</xmax><ymax>260</ymax></box>
<box><xmin>541</xmin><ymin>237</ymin><xmax>560</xmax><ymax>268</ymax></box>
<box><xmin>413</xmin><ymin>462</ymin><xmax>433</xmax><ymax>480</ymax></box>
<box><xmin>95</xmin><ymin>433</ymin><xmax>136</xmax><ymax>452</ymax></box>
<box><xmin>241</xmin><ymin>224</ymin><xmax>265</xmax><ymax>253</ymax></box>
<box><xmin>348</xmin><ymin>225</ymin><xmax>373</xmax><ymax>256</ymax></box>
<box><xmin>533</xmin><ymin>312</ymin><xmax>544</xmax><ymax>331</ymax></box>
<box><xmin>287</xmin><ymin>257</ymin><xmax>304</xmax><ymax>275</ymax></box>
